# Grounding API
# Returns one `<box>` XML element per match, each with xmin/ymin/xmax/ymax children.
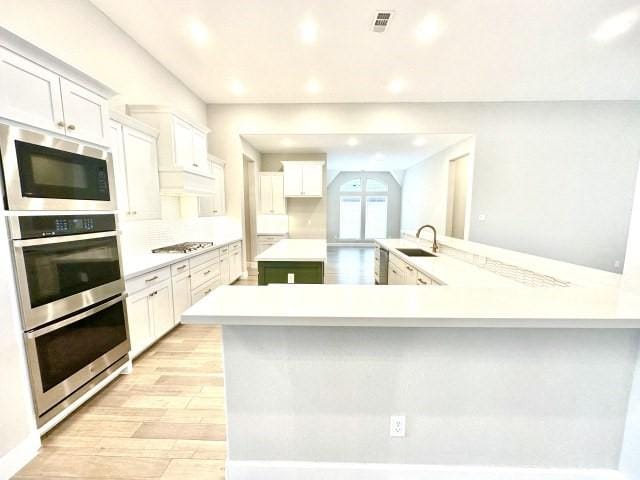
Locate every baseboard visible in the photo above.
<box><xmin>226</xmin><ymin>461</ymin><xmax>627</xmax><ymax>480</ymax></box>
<box><xmin>0</xmin><ymin>430</ymin><xmax>40</xmax><ymax>479</ymax></box>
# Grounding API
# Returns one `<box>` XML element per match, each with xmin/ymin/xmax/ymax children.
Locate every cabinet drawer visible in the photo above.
<box><xmin>189</xmin><ymin>249</ymin><xmax>219</xmax><ymax>269</ymax></box>
<box><xmin>389</xmin><ymin>254</ymin><xmax>405</xmax><ymax>271</ymax></box>
<box><xmin>257</xmin><ymin>235</ymin><xmax>285</xmax><ymax>242</ymax></box>
<box><xmin>126</xmin><ymin>266</ymin><xmax>171</xmax><ymax>294</ymax></box>
<box><xmin>191</xmin><ymin>260</ymin><xmax>220</xmax><ymax>289</ymax></box>
<box><xmin>417</xmin><ymin>272</ymin><xmax>433</xmax><ymax>285</ymax></box>
<box><xmin>171</xmin><ymin>260</ymin><xmax>189</xmax><ymax>277</ymax></box>
<box><xmin>231</xmin><ymin>241</ymin><xmax>241</xmax><ymax>251</ymax></box>
<box><xmin>219</xmin><ymin>245</ymin><xmax>230</xmax><ymax>257</ymax></box>
<box><xmin>191</xmin><ymin>278</ymin><xmax>218</xmax><ymax>304</ymax></box>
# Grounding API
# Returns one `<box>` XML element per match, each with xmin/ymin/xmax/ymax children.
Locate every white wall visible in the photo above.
<box><xmin>401</xmin><ymin>138</ymin><xmax>474</xmax><ymax>238</ymax></box>
<box><xmin>0</xmin><ymin>0</ymin><xmax>206</xmax><ymax>123</ymax></box>
<box><xmin>207</xmin><ymin>102</ymin><xmax>640</xmax><ymax>272</ymax></box>
<box><xmin>224</xmin><ymin>326</ymin><xmax>639</xmax><ymax>469</ymax></box>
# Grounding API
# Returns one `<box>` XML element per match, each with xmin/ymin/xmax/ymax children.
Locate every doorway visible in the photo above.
<box><xmin>243</xmin><ymin>156</ymin><xmax>258</xmax><ymax>268</ymax></box>
<box><xmin>446</xmin><ymin>154</ymin><xmax>470</xmax><ymax>239</ymax></box>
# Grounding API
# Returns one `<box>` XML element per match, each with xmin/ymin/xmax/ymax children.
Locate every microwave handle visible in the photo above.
<box><xmin>13</xmin><ymin>230</ymin><xmax>118</xmax><ymax>247</ymax></box>
<box><xmin>25</xmin><ymin>294</ymin><xmax>125</xmax><ymax>339</ymax></box>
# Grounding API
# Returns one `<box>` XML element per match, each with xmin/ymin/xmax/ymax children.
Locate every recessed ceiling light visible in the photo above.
<box><xmin>281</xmin><ymin>138</ymin><xmax>294</xmax><ymax>147</ymax></box>
<box><xmin>388</xmin><ymin>78</ymin><xmax>405</xmax><ymax>94</ymax></box>
<box><xmin>415</xmin><ymin>15</ymin><xmax>442</xmax><ymax>43</ymax></box>
<box><xmin>230</xmin><ymin>80</ymin><xmax>246</xmax><ymax>96</ymax></box>
<box><xmin>592</xmin><ymin>8</ymin><xmax>639</xmax><ymax>41</ymax></box>
<box><xmin>346</xmin><ymin>137</ymin><xmax>359</xmax><ymax>147</ymax></box>
<box><xmin>188</xmin><ymin>19</ymin><xmax>209</xmax><ymax>46</ymax></box>
<box><xmin>413</xmin><ymin>137</ymin><xmax>427</xmax><ymax>147</ymax></box>
<box><xmin>306</xmin><ymin>79</ymin><xmax>322</xmax><ymax>94</ymax></box>
<box><xmin>299</xmin><ymin>18</ymin><xmax>318</xmax><ymax>44</ymax></box>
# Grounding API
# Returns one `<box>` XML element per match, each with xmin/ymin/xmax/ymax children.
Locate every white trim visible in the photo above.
<box><xmin>0</xmin><ymin>430</ymin><xmax>40</xmax><ymax>479</ymax></box>
<box><xmin>226</xmin><ymin>461</ymin><xmax>627</xmax><ymax>480</ymax></box>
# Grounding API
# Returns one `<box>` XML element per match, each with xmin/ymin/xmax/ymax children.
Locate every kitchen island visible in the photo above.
<box><xmin>255</xmin><ymin>238</ymin><xmax>326</xmax><ymax>285</ymax></box>
<box><xmin>182</xmin><ymin>284</ymin><xmax>640</xmax><ymax>480</ymax></box>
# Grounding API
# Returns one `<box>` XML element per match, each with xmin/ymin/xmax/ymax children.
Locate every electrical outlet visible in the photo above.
<box><xmin>287</xmin><ymin>273</ymin><xmax>295</xmax><ymax>283</ymax></box>
<box><xmin>478</xmin><ymin>214</ymin><xmax>486</xmax><ymax>221</ymax></box>
<box><xmin>390</xmin><ymin>415</ymin><xmax>405</xmax><ymax>437</ymax></box>
<box><xmin>614</xmin><ymin>260</ymin><xmax>621</xmax><ymax>269</ymax></box>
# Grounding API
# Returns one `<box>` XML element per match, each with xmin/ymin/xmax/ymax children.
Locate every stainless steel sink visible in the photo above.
<box><xmin>397</xmin><ymin>248</ymin><xmax>437</xmax><ymax>257</ymax></box>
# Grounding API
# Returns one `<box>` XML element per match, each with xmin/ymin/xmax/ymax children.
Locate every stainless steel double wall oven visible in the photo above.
<box><xmin>1</xmin><ymin>123</ymin><xmax>130</xmax><ymax>426</ymax></box>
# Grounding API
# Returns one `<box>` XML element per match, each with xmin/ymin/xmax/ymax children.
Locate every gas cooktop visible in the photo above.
<box><xmin>152</xmin><ymin>242</ymin><xmax>214</xmax><ymax>254</ymax></box>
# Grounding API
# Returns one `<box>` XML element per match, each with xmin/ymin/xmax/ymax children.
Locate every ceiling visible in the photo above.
<box><xmin>242</xmin><ymin>133</ymin><xmax>471</xmax><ymax>171</ymax></box>
<box><xmin>91</xmin><ymin>0</ymin><xmax>640</xmax><ymax>104</ymax></box>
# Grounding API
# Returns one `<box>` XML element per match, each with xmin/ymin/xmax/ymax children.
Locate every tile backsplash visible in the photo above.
<box><xmin>119</xmin><ymin>215</ymin><xmax>241</xmax><ymax>255</ymax></box>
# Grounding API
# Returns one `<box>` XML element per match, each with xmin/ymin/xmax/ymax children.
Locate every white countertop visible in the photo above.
<box><xmin>121</xmin><ymin>235</ymin><xmax>242</xmax><ymax>280</ymax></box>
<box><xmin>182</xmin><ymin>284</ymin><xmax>640</xmax><ymax>328</ymax></box>
<box><xmin>377</xmin><ymin>238</ymin><xmax>520</xmax><ymax>287</ymax></box>
<box><xmin>255</xmin><ymin>239</ymin><xmax>327</xmax><ymax>262</ymax></box>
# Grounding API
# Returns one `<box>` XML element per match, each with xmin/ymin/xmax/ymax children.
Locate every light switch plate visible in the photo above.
<box><xmin>287</xmin><ymin>273</ymin><xmax>295</xmax><ymax>283</ymax></box>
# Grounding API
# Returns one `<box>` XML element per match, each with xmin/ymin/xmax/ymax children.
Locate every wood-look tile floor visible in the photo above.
<box><xmin>14</xmin><ymin>325</ymin><xmax>226</xmax><ymax>480</ymax></box>
<box><xmin>14</xmin><ymin>246</ymin><xmax>374</xmax><ymax>479</ymax></box>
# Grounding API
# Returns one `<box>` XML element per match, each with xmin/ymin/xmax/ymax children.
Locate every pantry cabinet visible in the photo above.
<box><xmin>282</xmin><ymin>161</ymin><xmax>324</xmax><ymax>197</ymax></box>
<box><xmin>0</xmin><ymin>46</ymin><xmax>110</xmax><ymax>145</ymax></box>
<box><xmin>259</xmin><ymin>173</ymin><xmax>286</xmax><ymax>214</ymax></box>
<box><xmin>109</xmin><ymin>114</ymin><xmax>161</xmax><ymax>220</ymax></box>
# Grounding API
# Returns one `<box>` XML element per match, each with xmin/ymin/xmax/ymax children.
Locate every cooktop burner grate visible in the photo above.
<box><xmin>152</xmin><ymin>242</ymin><xmax>214</xmax><ymax>254</ymax></box>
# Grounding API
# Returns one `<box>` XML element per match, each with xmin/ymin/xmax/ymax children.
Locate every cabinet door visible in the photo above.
<box><xmin>172</xmin><ymin>274</ymin><xmax>191</xmax><ymax>325</ymax></box>
<box><xmin>192</xmin><ymin>129</ymin><xmax>208</xmax><ymax>175</ymax></box>
<box><xmin>126</xmin><ymin>291</ymin><xmax>153</xmax><ymax>356</ymax></box>
<box><xmin>150</xmin><ymin>282</ymin><xmax>174</xmax><ymax>337</ymax></box>
<box><xmin>59</xmin><ymin>78</ymin><xmax>109</xmax><ymax>145</ymax></box>
<box><xmin>230</xmin><ymin>251</ymin><xmax>242</xmax><ymax>280</ymax></box>
<box><xmin>259</xmin><ymin>174</ymin><xmax>274</xmax><ymax>213</ymax></box>
<box><xmin>404</xmin><ymin>264</ymin><xmax>418</xmax><ymax>285</ymax></box>
<box><xmin>0</xmin><ymin>48</ymin><xmax>65</xmax><ymax>134</ymax></box>
<box><xmin>173</xmin><ymin>117</ymin><xmax>194</xmax><ymax>170</ymax></box>
<box><xmin>271</xmin><ymin>175</ymin><xmax>286</xmax><ymax>213</ymax></box>
<box><xmin>302</xmin><ymin>164</ymin><xmax>323</xmax><ymax>196</ymax></box>
<box><xmin>219</xmin><ymin>256</ymin><xmax>231</xmax><ymax>285</ymax></box>
<box><xmin>388</xmin><ymin>264</ymin><xmax>405</xmax><ymax>285</ymax></box>
<box><xmin>108</xmin><ymin>121</ymin><xmax>130</xmax><ymax>216</ymax></box>
<box><xmin>283</xmin><ymin>164</ymin><xmax>303</xmax><ymax>196</ymax></box>
<box><xmin>212</xmin><ymin>163</ymin><xmax>225</xmax><ymax>214</ymax></box>
<box><xmin>122</xmin><ymin>126</ymin><xmax>161</xmax><ymax>220</ymax></box>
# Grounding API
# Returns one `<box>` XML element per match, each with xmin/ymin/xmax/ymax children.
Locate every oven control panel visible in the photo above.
<box><xmin>15</xmin><ymin>214</ymin><xmax>116</xmax><ymax>239</ymax></box>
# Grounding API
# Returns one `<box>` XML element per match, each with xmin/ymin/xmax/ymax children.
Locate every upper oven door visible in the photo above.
<box><xmin>0</xmin><ymin>123</ymin><xmax>116</xmax><ymax>211</ymax></box>
<box><xmin>14</xmin><ymin>231</ymin><xmax>125</xmax><ymax>330</ymax></box>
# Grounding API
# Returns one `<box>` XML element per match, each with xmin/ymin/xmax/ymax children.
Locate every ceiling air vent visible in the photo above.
<box><xmin>372</xmin><ymin>10</ymin><xmax>394</xmax><ymax>33</ymax></box>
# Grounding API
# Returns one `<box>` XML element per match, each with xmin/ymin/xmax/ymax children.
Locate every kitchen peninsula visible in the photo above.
<box><xmin>255</xmin><ymin>238</ymin><xmax>327</xmax><ymax>285</ymax></box>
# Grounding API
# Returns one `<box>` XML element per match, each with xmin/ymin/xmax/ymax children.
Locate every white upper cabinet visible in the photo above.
<box><xmin>59</xmin><ymin>78</ymin><xmax>109</xmax><ymax>145</ymax></box>
<box><xmin>259</xmin><ymin>173</ymin><xmax>286</xmax><ymax>214</ymax></box>
<box><xmin>0</xmin><ymin>46</ymin><xmax>112</xmax><ymax>145</ymax></box>
<box><xmin>0</xmin><ymin>47</ymin><xmax>65</xmax><ymax>133</ymax></box>
<box><xmin>109</xmin><ymin>113</ymin><xmax>161</xmax><ymax>221</ymax></box>
<box><xmin>191</xmin><ymin>128</ymin><xmax>208</xmax><ymax>175</ymax></box>
<box><xmin>198</xmin><ymin>158</ymin><xmax>226</xmax><ymax>217</ymax></box>
<box><xmin>173</xmin><ymin>116</ymin><xmax>195</xmax><ymax>171</ymax></box>
<box><xmin>282</xmin><ymin>161</ymin><xmax>324</xmax><ymax>197</ymax></box>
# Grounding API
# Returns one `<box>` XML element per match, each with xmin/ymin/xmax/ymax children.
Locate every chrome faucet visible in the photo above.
<box><xmin>416</xmin><ymin>224</ymin><xmax>439</xmax><ymax>253</ymax></box>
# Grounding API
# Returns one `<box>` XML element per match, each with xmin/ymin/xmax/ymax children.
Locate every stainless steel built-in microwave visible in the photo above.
<box><xmin>0</xmin><ymin>123</ymin><xmax>116</xmax><ymax>211</ymax></box>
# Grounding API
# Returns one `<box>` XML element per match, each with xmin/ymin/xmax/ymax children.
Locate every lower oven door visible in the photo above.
<box><xmin>24</xmin><ymin>295</ymin><xmax>130</xmax><ymax>417</ymax></box>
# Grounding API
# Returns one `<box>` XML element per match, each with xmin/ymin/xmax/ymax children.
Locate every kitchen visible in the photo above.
<box><xmin>1</xmin><ymin>2</ymin><xmax>640</xmax><ymax>480</ymax></box>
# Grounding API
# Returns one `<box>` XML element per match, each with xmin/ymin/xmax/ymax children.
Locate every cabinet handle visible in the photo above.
<box><xmin>192</xmin><ymin>163</ymin><xmax>199</xmax><ymax>167</ymax></box>
<box><xmin>204</xmin><ymin>270</ymin><xmax>211</xmax><ymax>275</ymax></box>
<box><xmin>177</xmin><ymin>265</ymin><xmax>187</xmax><ymax>270</ymax></box>
<box><xmin>392</xmin><ymin>269</ymin><xmax>398</xmax><ymax>274</ymax></box>
<box><xmin>67</xmin><ymin>124</ymin><xmax>76</xmax><ymax>130</ymax></box>
<box><xmin>56</xmin><ymin>121</ymin><xmax>65</xmax><ymax>128</ymax></box>
<box><xmin>417</xmin><ymin>278</ymin><xmax>427</xmax><ymax>285</ymax></box>
<box><xmin>149</xmin><ymin>291</ymin><xmax>158</xmax><ymax>297</ymax></box>
<box><xmin>406</xmin><ymin>266</ymin><xmax>414</xmax><ymax>272</ymax></box>
<box><xmin>204</xmin><ymin>289</ymin><xmax>212</xmax><ymax>295</ymax></box>
<box><xmin>145</xmin><ymin>275</ymin><xmax>159</xmax><ymax>282</ymax></box>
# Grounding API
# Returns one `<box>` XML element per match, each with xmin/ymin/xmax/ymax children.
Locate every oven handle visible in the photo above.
<box><xmin>25</xmin><ymin>294</ymin><xmax>125</xmax><ymax>338</ymax></box>
<box><xmin>13</xmin><ymin>230</ymin><xmax>118</xmax><ymax>247</ymax></box>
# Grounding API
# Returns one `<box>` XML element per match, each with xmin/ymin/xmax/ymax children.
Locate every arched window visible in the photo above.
<box><xmin>365</xmin><ymin>178</ymin><xmax>388</xmax><ymax>192</ymax></box>
<box><xmin>340</xmin><ymin>177</ymin><xmax>362</xmax><ymax>192</ymax></box>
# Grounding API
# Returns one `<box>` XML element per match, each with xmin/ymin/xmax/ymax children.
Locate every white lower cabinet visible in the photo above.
<box><xmin>230</xmin><ymin>242</ymin><xmax>242</xmax><ymax>280</ymax></box>
<box><xmin>171</xmin><ymin>271</ymin><xmax>192</xmax><ymax>325</ymax></box>
<box><xmin>388</xmin><ymin>253</ymin><xmax>438</xmax><ymax>286</ymax></box>
<box><xmin>125</xmin><ymin>273</ymin><xmax>175</xmax><ymax>358</ymax></box>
